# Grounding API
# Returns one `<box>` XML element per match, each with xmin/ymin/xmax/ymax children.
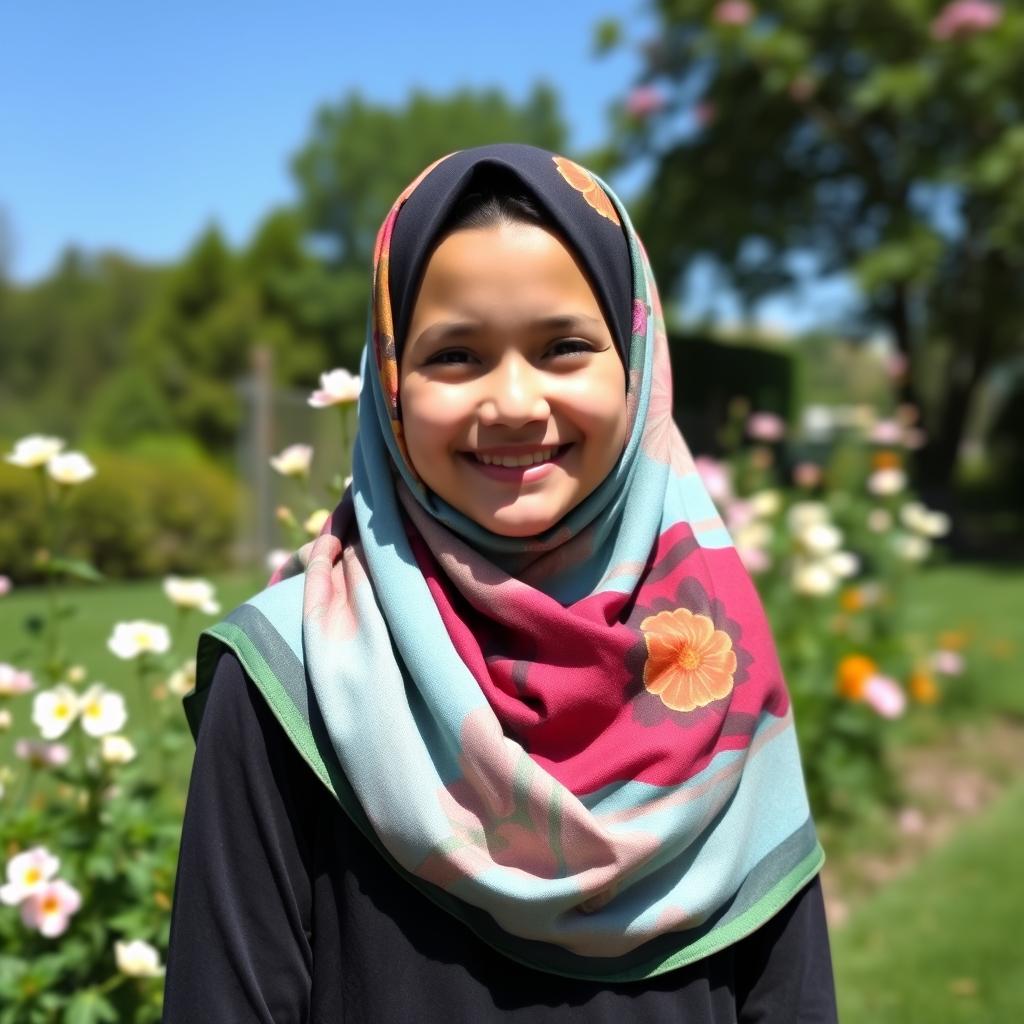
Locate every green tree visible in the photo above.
<box><xmin>601</xmin><ymin>0</ymin><xmax>1024</xmax><ymax>491</ymax></box>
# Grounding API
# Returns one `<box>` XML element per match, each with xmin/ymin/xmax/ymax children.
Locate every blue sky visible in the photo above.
<box><xmin>1</xmin><ymin>1</ymin><xmax>644</xmax><ymax>283</ymax></box>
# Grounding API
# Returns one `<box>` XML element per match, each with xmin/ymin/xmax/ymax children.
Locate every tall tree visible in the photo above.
<box><xmin>600</xmin><ymin>0</ymin><xmax>1024</xmax><ymax>490</ymax></box>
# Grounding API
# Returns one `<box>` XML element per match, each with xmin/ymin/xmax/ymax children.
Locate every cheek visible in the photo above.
<box><xmin>400</xmin><ymin>384</ymin><xmax>465</xmax><ymax>468</ymax></box>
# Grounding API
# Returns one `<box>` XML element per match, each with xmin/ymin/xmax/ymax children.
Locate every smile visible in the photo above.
<box><xmin>461</xmin><ymin>443</ymin><xmax>573</xmax><ymax>480</ymax></box>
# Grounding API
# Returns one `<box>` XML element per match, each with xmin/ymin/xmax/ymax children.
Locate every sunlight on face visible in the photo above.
<box><xmin>398</xmin><ymin>222</ymin><xmax>628</xmax><ymax>538</ymax></box>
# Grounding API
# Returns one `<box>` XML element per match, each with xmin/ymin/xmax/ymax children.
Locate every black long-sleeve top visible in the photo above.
<box><xmin>163</xmin><ymin>650</ymin><xmax>839</xmax><ymax>1022</ymax></box>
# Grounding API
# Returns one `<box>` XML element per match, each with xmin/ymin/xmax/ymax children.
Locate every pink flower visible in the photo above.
<box><xmin>20</xmin><ymin>879</ymin><xmax>82</xmax><ymax>938</ymax></box>
<box><xmin>694</xmin><ymin>456</ymin><xmax>733</xmax><ymax>503</ymax></box>
<box><xmin>863</xmin><ymin>674</ymin><xmax>907</xmax><ymax>719</ymax></box>
<box><xmin>625</xmin><ymin>85</ymin><xmax>667</xmax><ymax>118</ymax></box>
<box><xmin>931</xmin><ymin>650</ymin><xmax>965</xmax><ymax>676</ymax></box>
<box><xmin>738</xmin><ymin>545</ymin><xmax>771</xmax><ymax>573</ymax></box>
<box><xmin>1</xmin><ymin>847</ymin><xmax>60</xmax><ymax>905</ymax></box>
<box><xmin>788</xmin><ymin>76</ymin><xmax>817</xmax><ymax>103</ymax></box>
<box><xmin>747</xmin><ymin>412</ymin><xmax>786</xmax><ymax>442</ymax></box>
<box><xmin>870</xmin><ymin>419</ymin><xmax>905</xmax><ymax>445</ymax></box>
<box><xmin>0</xmin><ymin>664</ymin><xmax>35</xmax><ymax>696</ymax></box>
<box><xmin>0</xmin><ymin>575</ymin><xmax>11</xmax><ymax>596</ymax></box>
<box><xmin>931</xmin><ymin>1</ymin><xmax>1002</xmax><ymax>40</ymax></box>
<box><xmin>793</xmin><ymin>462</ymin><xmax>823</xmax><ymax>488</ymax></box>
<box><xmin>713</xmin><ymin>1</ymin><xmax>755</xmax><ymax>26</ymax></box>
<box><xmin>14</xmin><ymin>739</ymin><xmax>71</xmax><ymax>768</ymax></box>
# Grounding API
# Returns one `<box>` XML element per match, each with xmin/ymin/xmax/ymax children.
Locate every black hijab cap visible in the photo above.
<box><xmin>388</xmin><ymin>143</ymin><xmax>632</xmax><ymax>363</ymax></box>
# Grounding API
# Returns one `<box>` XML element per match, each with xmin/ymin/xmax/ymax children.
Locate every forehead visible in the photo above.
<box><xmin>410</xmin><ymin>223</ymin><xmax>605</xmax><ymax>318</ymax></box>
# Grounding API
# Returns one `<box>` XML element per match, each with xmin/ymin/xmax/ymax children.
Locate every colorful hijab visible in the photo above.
<box><xmin>187</xmin><ymin>143</ymin><xmax>824</xmax><ymax>982</ymax></box>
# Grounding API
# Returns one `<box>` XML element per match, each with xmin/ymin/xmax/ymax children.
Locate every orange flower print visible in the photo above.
<box><xmin>552</xmin><ymin>156</ymin><xmax>621</xmax><ymax>225</ymax></box>
<box><xmin>640</xmin><ymin>608</ymin><xmax>737</xmax><ymax>712</ymax></box>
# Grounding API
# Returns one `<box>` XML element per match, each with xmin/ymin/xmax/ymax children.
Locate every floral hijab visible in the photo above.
<box><xmin>187</xmin><ymin>144</ymin><xmax>824</xmax><ymax>981</ymax></box>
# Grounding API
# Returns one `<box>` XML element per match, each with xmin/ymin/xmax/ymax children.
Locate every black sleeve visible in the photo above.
<box><xmin>163</xmin><ymin>650</ymin><xmax>315</xmax><ymax>1024</ymax></box>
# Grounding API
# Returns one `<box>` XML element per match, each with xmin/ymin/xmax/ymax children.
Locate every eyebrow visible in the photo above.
<box><xmin>412</xmin><ymin>313</ymin><xmax>604</xmax><ymax>350</ymax></box>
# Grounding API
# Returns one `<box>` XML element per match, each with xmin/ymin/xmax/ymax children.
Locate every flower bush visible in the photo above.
<box><xmin>696</xmin><ymin>399</ymin><xmax>976</xmax><ymax>822</ymax></box>
<box><xmin>0</xmin><ymin>435</ymin><xmax>217</xmax><ymax>1022</ymax></box>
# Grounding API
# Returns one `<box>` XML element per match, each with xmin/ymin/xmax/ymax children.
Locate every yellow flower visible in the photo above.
<box><xmin>640</xmin><ymin>609</ymin><xmax>737</xmax><ymax>712</ymax></box>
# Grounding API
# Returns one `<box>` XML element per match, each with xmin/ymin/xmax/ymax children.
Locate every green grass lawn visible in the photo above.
<box><xmin>833</xmin><ymin>774</ymin><xmax>1024</xmax><ymax>1022</ymax></box>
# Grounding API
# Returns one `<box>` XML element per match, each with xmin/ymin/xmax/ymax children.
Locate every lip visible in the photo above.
<box><xmin>461</xmin><ymin>443</ymin><xmax>573</xmax><ymax>482</ymax></box>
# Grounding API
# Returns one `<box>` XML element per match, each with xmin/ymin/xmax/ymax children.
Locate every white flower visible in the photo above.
<box><xmin>20</xmin><ymin>879</ymin><xmax>81</xmax><ymax>938</ymax></box>
<box><xmin>269</xmin><ymin>444</ymin><xmax>313</xmax><ymax>478</ymax></box>
<box><xmin>893</xmin><ymin>533</ymin><xmax>931</xmax><ymax>562</ymax></box>
<box><xmin>799</xmin><ymin>522</ymin><xmax>843</xmax><ymax>556</ymax></box>
<box><xmin>265</xmin><ymin>549</ymin><xmax>291</xmax><ymax>573</ymax></box>
<box><xmin>304</xmin><ymin>509</ymin><xmax>330</xmax><ymax>536</ymax></box>
<box><xmin>801</xmin><ymin>405</ymin><xmax>835</xmax><ymax>441</ymax></box>
<box><xmin>901</xmin><ymin>502</ymin><xmax>950</xmax><ymax>538</ymax></box>
<box><xmin>826</xmin><ymin>551</ymin><xmax>860</xmax><ymax>579</ymax></box>
<box><xmin>115</xmin><ymin>938</ymin><xmax>165</xmax><ymax>977</ymax></box>
<box><xmin>4</xmin><ymin>435</ymin><xmax>65</xmax><ymax>468</ymax></box>
<box><xmin>167</xmin><ymin>660</ymin><xmax>197</xmax><ymax>698</ymax></box>
<box><xmin>749</xmin><ymin>490</ymin><xmax>781</xmax><ymax>518</ymax></box>
<box><xmin>786</xmin><ymin>501</ymin><xmax>829</xmax><ymax>532</ymax></box>
<box><xmin>0</xmin><ymin>663</ymin><xmax>35</xmax><ymax>696</ymax></box>
<box><xmin>792</xmin><ymin>561</ymin><xmax>838</xmax><ymax>596</ymax></box>
<box><xmin>107</xmin><ymin>621</ymin><xmax>172</xmax><ymax>660</ymax></box>
<box><xmin>863</xmin><ymin>674</ymin><xmax>906</xmax><ymax>719</ymax></box>
<box><xmin>0</xmin><ymin>847</ymin><xmax>60</xmax><ymax>905</ymax></box>
<box><xmin>32</xmin><ymin>685</ymin><xmax>80</xmax><ymax>740</ymax></box>
<box><xmin>78</xmin><ymin>684</ymin><xmax>127</xmax><ymax>737</ymax></box>
<box><xmin>867</xmin><ymin>508</ymin><xmax>893</xmax><ymax>533</ymax></box>
<box><xmin>46</xmin><ymin>451</ymin><xmax>96</xmax><ymax>486</ymax></box>
<box><xmin>100</xmin><ymin>735</ymin><xmax>137</xmax><ymax>765</ymax></box>
<box><xmin>867</xmin><ymin>468</ymin><xmax>906</xmax><ymax>495</ymax></box>
<box><xmin>308</xmin><ymin>368</ymin><xmax>361</xmax><ymax>407</ymax></box>
<box><xmin>163</xmin><ymin>576</ymin><xmax>220</xmax><ymax>615</ymax></box>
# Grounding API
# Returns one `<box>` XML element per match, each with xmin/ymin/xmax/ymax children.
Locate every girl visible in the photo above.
<box><xmin>163</xmin><ymin>143</ymin><xmax>838</xmax><ymax>1022</ymax></box>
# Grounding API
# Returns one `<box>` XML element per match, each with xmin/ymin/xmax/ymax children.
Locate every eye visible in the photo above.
<box><xmin>426</xmin><ymin>349</ymin><xmax>473</xmax><ymax>366</ymax></box>
<box><xmin>548</xmin><ymin>338</ymin><xmax>595</xmax><ymax>357</ymax></box>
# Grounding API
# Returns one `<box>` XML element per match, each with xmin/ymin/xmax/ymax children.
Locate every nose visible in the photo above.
<box><xmin>477</xmin><ymin>352</ymin><xmax>551</xmax><ymax>428</ymax></box>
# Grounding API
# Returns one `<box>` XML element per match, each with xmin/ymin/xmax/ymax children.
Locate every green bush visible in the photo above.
<box><xmin>0</xmin><ymin>449</ymin><xmax>240</xmax><ymax>583</ymax></box>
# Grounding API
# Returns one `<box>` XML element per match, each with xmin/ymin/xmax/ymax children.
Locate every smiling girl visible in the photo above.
<box><xmin>164</xmin><ymin>144</ymin><xmax>838</xmax><ymax>1022</ymax></box>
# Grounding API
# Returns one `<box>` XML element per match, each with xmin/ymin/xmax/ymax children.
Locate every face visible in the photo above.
<box><xmin>399</xmin><ymin>221</ymin><xmax>628</xmax><ymax>538</ymax></box>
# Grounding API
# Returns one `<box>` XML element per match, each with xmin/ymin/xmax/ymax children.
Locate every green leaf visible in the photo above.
<box><xmin>46</xmin><ymin>557</ymin><xmax>105</xmax><ymax>583</ymax></box>
<box><xmin>63</xmin><ymin>991</ymin><xmax>118</xmax><ymax>1024</ymax></box>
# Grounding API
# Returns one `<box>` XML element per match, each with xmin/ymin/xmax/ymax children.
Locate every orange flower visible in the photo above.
<box><xmin>938</xmin><ymin>629</ymin><xmax>969</xmax><ymax>651</ymax></box>
<box><xmin>908</xmin><ymin>671</ymin><xmax>939</xmax><ymax>704</ymax></box>
<box><xmin>872</xmin><ymin>451</ymin><xmax>902</xmax><ymax>470</ymax></box>
<box><xmin>640</xmin><ymin>608</ymin><xmax>737</xmax><ymax>712</ymax></box>
<box><xmin>552</xmin><ymin>156</ymin><xmax>621</xmax><ymax>225</ymax></box>
<box><xmin>836</xmin><ymin>654</ymin><xmax>876</xmax><ymax>700</ymax></box>
<box><xmin>839</xmin><ymin>587</ymin><xmax>865</xmax><ymax>612</ymax></box>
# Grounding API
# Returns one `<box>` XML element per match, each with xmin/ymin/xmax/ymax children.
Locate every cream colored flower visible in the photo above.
<box><xmin>100</xmin><ymin>734</ymin><xmax>137</xmax><ymax>765</ymax></box>
<box><xmin>304</xmin><ymin>508</ymin><xmax>330</xmax><ymax>535</ymax></box>
<box><xmin>0</xmin><ymin>709</ymin><xmax>11</xmax><ymax>731</ymax></box>
<box><xmin>65</xmin><ymin>665</ymin><xmax>87</xmax><ymax>685</ymax></box>
<box><xmin>269</xmin><ymin>444</ymin><xmax>313</xmax><ymax>478</ymax></box>
<box><xmin>792</xmin><ymin>561</ymin><xmax>838</xmax><ymax>596</ymax></box>
<box><xmin>308</xmin><ymin>368</ymin><xmax>361</xmax><ymax>407</ymax></box>
<box><xmin>799</xmin><ymin>522</ymin><xmax>842</xmax><ymax>556</ymax></box>
<box><xmin>893</xmin><ymin>534</ymin><xmax>931</xmax><ymax>562</ymax></box>
<box><xmin>749</xmin><ymin>489</ymin><xmax>781</xmax><ymax>518</ymax></box>
<box><xmin>78</xmin><ymin>684</ymin><xmax>127</xmax><ymax>737</ymax></box>
<box><xmin>826</xmin><ymin>551</ymin><xmax>860</xmax><ymax>579</ymax></box>
<box><xmin>4</xmin><ymin>435</ymin><xmax>65</xmax><ymax>468</ymax></box>
<box><xmin>0</xmin><ymin>847</ymin><xmax>60</xmax><ymax>905</ymax></box>
<box><xmin>107</xmin><ymin>621</ymin><xmax>172</xmax><ymax>660</ymax></box>
<box><xmin>867</xmin><ymin>468</ymin><xmax>906</xmax><ymax>495</ymax></box>
<box><xmin>115</xmin><ymin>938</ymin><xmax>164</xmax><ymax>977</ymax></box>
<box><xmin>163</xmin><ymin>576</ymin><xmax>220</xmax><ymax>615</ymax></box>
<box><xmin>32</xmin><ymin>685</ymin><xmax>80</xmax><ymax>740</ymax></box>
<box><xmin>786</xmin><ymin>501</ymin><xmax>829</xmax><ymax>531</ymax></box>
<box><xmin>46</xmin><ymin>452</ymin><xmax>96</xmax><ymax>486</ymax></box>
<box><xmin>167</xmin><ymin>660</ymin><xmax>197</xmax><ymax>698</ymax></box>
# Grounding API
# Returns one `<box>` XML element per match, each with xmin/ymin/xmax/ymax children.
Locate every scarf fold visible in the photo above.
<box><xmin>186</xmin><ymin>144</ymin><xmax>824</xmax><ymax>981</ymax></box>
